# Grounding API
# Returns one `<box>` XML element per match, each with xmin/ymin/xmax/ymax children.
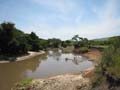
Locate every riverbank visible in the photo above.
<box><xmin>81</xmin><ymin>49</ymin><xmax>101</xmax><ymax>78</ymax></box>
<box><xmin>82</xmin><ymin>49</ymin><xmax>102</xmax><ymax>61</ymax></box>
<box><xmin>0</xmin><ymin>51</ymin><xmax>45</xmax><ymax>63</ymax></box>
<box><xmin>13</xmin><ymin>74</ymin><xmax>90</xmax><ymax>90</ymax></box>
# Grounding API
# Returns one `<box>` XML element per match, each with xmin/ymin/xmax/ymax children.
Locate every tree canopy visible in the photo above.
<box><xmin>0</xmin><ymin>22</ymin><xmax>41</xmax><ymax>56</ymax></box>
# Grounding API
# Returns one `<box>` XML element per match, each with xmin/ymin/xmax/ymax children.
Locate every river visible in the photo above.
<box><xmin>0</xmin><ymin>50</ymin><xmax>93</xmax><ymax>90</ymax></box>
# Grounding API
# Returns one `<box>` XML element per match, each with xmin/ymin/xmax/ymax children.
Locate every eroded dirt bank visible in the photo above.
<box><xmin>82</xmin><ymin>49</ymin><xmax>102</xmax><ymax>61</ymax></box>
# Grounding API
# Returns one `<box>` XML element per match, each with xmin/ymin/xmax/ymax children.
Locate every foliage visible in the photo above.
<box><xmin>18</xmin><ymin>78</ymin><xmax>32</xmax><ymax>86</ymax></box>
<box><xmin>0</xmin><ymin>22</ymin><xmax>41</xmax><ymax>56</ymax></box>
<box><xmin>39</xmin><ymin>39</ymin><xmax>48</xmax><ymax>50</ymax></box>
<box><xmin>0</xmin><ymin>22</ymin><xmax>28</xmax><ymax>55</ymax></box>
<box><xmin>72</xmin><ymin>35</ymin><xmax>88</xmax><ymax>49</ymax></box>
<box><xmin>79</xmin><ymin>47</ymin><xmax>89</xmax><ymax>53</ymax></box>
<box><xmin>91</xmin><ymin>65</ymin><xmax>107</xmax><ymax>89</ymax></box>
<box><xmin>73</xmin><ymin>47</ymin><xmax>89</xmax><ymax>54</ymax></box>
<box><xmin>101</xmin><ymin>47</ymin><xmax>120</xmax><ymax>79</ymax></box>
<box><xmin>101</xmin><ymin>37</ymin><xmax>120</xmax><ymax>78</ymax></box>
<box><xmin>62</xmin><ymin>46</ymin><xmax>74</xmax><ymax>53</ymax></box>
<box><xmin>47</xmin><ymin>38</ymin><xmax>62</xmax><ymax>48</ymax></box>
<box><xmin>61</xmin><ymin>40</ymin><xmax>73</xmax><ymax>48</ymax></box>
<box><xmin>28</xmin><ymin>32</ymin><xmax>40</xmax><ymax>51</ymax></box>
<box><xmin>92</xmin><ymin>36</ymin><xmax>120</xmax><ymax>89</ymax></box>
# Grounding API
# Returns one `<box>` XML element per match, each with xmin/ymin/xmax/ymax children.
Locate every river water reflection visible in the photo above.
<box><xmin>0</xmin><ymin>50</ymin><xmax>93</xmax><ymax>90</ymax></box>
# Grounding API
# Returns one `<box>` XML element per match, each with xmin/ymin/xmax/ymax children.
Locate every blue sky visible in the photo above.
<box><xmin>0</xmin><ymin>0</ymin><xmax>120</xmax><ymax>40</ymax></box>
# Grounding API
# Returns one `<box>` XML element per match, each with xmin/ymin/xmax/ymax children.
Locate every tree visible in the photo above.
<box><xmin>82</xmin><ymin>38</ymin><xmax>89</xmax><ymax>47</ymax></box>
<box><xmin>47</xmin><ymin>38</ymin><xmax>61</xmax><ymax>48</ymax></box>
<box><xmin>28</xmin><ymin>32</ymin><xmax>40</xmax><ymax>51</ymax></box>
<box><xmin>0</xmin><ymin>22</ymin><xmax>15</xmax><ymax>54</ymax></box>
<box><xmin>72</xmin><ymin>35</ymin><xmax>83</xmax><ymax>42</ymax></box>
<box><xmin>72</xmin><ymin>35</ymin><xmax>88</xmax><ymax>48</ymax></box>
<box><xmin>0</xmin><ymin>22</ymin><xmax>29</xmax><ymax>55</ymax></box>
<box><xmin>30</xmin><ymin>32</ymin><xmax>39</xmax><ymax>40</ymax></box>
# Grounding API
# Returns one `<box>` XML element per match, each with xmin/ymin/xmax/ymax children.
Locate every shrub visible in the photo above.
<box><xmin>92</xmin><ymin>37</ymin><xmax>120</xmax><ymax>89</ymax></box>
<box><xmin>101</xmin><ymin>46</ymin><xmax>120</xmax><ymax>79</ymax></box>
<box><xmin>79</xmin><ymin>47</ymin><xmax>89</xmax><ymax>53</ymax></box>
<box><xmin>18</xmin><ymin>78</ymin><xmax>32</xmax><ymax>86</ymax></box>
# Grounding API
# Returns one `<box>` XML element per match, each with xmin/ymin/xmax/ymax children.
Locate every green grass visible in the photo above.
<box><xmin>63</xmin><ymin>49</ymin><xmax>73</xmax><ymax>53</ymax></box>
<box><xmin>90</xmin><ymin>45</ymin><xmax>109</xmax><ymax>50</ymax></box>
<box><xmin>79</xmin><ymin>47</ymin><xmax>89</xmax><ymax>53</ymax></box>
<box><xmin>18</xmin><ymin>78</ymin><xmax>33</xmax><ymax>86</ymax></box>
<box><xmin>79</xmin><ymin>47</ymin><xmax>88</xmax><ymax>51</ymax></box>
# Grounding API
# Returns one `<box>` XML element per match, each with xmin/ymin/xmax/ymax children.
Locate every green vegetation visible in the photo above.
<box><xmin>71</xmin><ymin>35</ymin><xmax>89</xmax><ymax>53</ymax></box>
<box><xmin>0</xmin><ymin>22</ymin><xmax>42</xmax><ymax>57</ymax></box>
<box><xmin>62</xmin><ymin>46</ymin><xmax>74</xmax><ymax>53</ymax></box>
<box><xmin>72</xmin><ymin>35</ymin><xmax>88</xmax><ymax>48</ymax></box>
<box><xmin>47</xmin><ymin>38</ymin><xmax>62</xmax><ymax>48</ymax></box>
<box><xmin>92</xmin><ymin>36</ymin><xmax>120</xmax><ymax>90</ymax></box>
<box><xmin>0</xmin><ymin>22</ymin><xmax>75</xmax><ymax>60</ymax></box>
<box><xmin>0</xmin><ymin>22</ymin><xmax>90</xmax><ymax>58</ymax></box>
<box><xmin>78</xmin><ymin>47</ymin><xmax>89</xmax><ymax>53</ymax></box>
<box><xmin>0</xmin><ymin>22</ymin><xmax>28</xmax><ymax>55</ymax></box>
<box><xmin>61</xmin><ymin>40</ymin><xmax>73</xmax><ymax>48</ymax></box>
<box><xmin>17</xmin><ymin>78</ymin><xmax>32</xmax><ymax>86</ymax></box>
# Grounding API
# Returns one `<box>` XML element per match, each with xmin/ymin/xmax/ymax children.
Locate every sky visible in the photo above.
<box><xmin>0</xmin><ymin>0</ymin><xmax>120</xmax><ymax>40</ymax></box>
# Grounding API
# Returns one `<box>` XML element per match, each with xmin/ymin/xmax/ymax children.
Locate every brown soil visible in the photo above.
<box><xmin>82</xmin><ymin>49</ymin><xmax>102</xmax><ymax>61</ymax></box>
<box><xmin>82</xmin><ymin>67</ymin><xmax>95</xmax><ymax>78</ymax></box>
<box><xmin>82</xmin><ymin>49</ymin><xmax>102</xmax><ymax>78</ymax></box>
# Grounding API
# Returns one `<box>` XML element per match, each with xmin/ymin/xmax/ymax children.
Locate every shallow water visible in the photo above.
<box><xmin>0</xmin><ymin>51</ymin><xmax>93</xmax><ymax>90</ymax></box>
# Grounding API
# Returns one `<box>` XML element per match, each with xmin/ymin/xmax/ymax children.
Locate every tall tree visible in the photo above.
<box><xmin>0</xmin><ymin>22</ymin><xmax>15</xmax><ymax>54</ymax></box>
<box><xmin>0</xmin><ymin>22</ymin><xmax>29</xmax><ymax>55</ymax></box>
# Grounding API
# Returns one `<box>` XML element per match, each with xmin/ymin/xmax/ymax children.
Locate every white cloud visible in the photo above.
<box><xmin>23</xmin><ymin>0</ymin><xmax>120</xmax><ymax>40</ymax></box>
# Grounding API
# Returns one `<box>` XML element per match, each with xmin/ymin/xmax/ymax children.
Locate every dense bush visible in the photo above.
<box><xmin>0</xmin><ymin>22</ymin><xmax>27</xmax><ymax>55</ymax></box>
<box><xmin>92</xmin><ymin>36</ymin><xmax>120</xmax><ymax>89</ymax></box>
<box><xmin>79</xmin><ymin>47</ymin><xmax>89</xmax><ymax>53</ymax></box>
<box><xmin>0</xmin><ymin>22</ymin><xmax>66</xmax><ymax>56</ymax></box>
<box><xmin>0</xmin><ymin>22</ymin><xmax>41</xmax><ymax>56</ymax></box>
<box><xmin>47</xmin><ymin>38</ymin><xmax>62</xmax><ymax>48</ymax></box>
<box><xmin>73</xmin><ymin>47</ymin><xmax>89</xmax><ymax>54</ymax></box>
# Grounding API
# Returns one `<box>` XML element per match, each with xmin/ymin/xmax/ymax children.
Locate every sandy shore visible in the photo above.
<box><xmin>13</xmin><ymin>74</ymin><xmax>90</xmax><ymax>90</ymax></box>
<box><xmin>0</xmin><ymin>51</ymin><xmax>45</xmax><ymax>63</ymax></box>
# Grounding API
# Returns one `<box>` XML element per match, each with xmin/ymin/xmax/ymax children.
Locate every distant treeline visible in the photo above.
<box><xmin>0</xmin><ymin>22</ymin><xmax>74</xmax><ymax>56</ymax></box>
<box><xmin>0</xmin><ymin>22</ymin><xmax>119</xmax><ymax>56</ymax></box>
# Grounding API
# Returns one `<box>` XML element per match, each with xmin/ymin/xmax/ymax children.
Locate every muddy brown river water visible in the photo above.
<box><xmin>0</xmin><ymin>51</ymin><xmax>93</xmax><ymax>90</ymax></box>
